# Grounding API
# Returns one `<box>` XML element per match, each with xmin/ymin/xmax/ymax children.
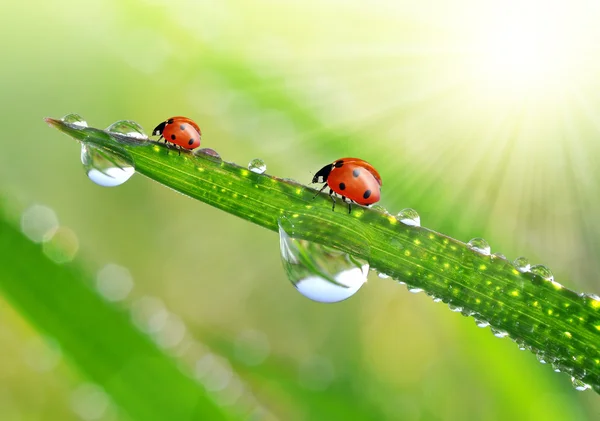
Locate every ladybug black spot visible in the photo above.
<box><xmin>363</xmin><ymin>189</ymin><xmax>371</xmax><ymax>199</ymax></box>
<box><xmin>339</xmin><ymin>182</ymin><xmax>346</xmax><ymax>190</ymax></box>
<box><xmin>334</xmin><ymin>160</ymin><xmax>344</xmax><ymax>168</ymax></box>
<box><xmin>180</xmin><ymin>125</ymin><xmax>186</xmax><ymax>131</ymax></box>
<box><xmin>171</xmin><ymin>134</ymin><xmax>176</xmax><ymax>140</ymax></box>
<box><xmin>188</xmin><ymin>138</ymin><xmax>194</xmax><ymax>145</ymax></box>
<box><xmin>352</xmin><ymin>169</ymin><xmax>360</xmax><ymax>177</ymax></box>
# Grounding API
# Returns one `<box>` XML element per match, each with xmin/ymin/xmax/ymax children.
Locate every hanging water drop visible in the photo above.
<box><xmin>475</xmin><ymin>319</ymin><xmax>490</xmax><ymax>328</ymax></box>
<box><xmin>571</xmin><ymin>377</ymin><xmax>591</xmax><ymax>391</ymax></box>
<box><xmin>396</xmin><ymin>208</ymin><xmax>420</xmax><ymax>227</ymax></box>
<box><xmin>106</xmin><ymin>120</ymin><xmax>149</xmax><ymax>143</ymax></box>
<box><xmin>248</xmin><ymin>158</ymin><xmax>266</xmax><ymax>174</ymax></box>
<box><xmin>490</xmin><ymin>328</ymin><xmax>508</xmax><ymax>338</ymax></box>
<box><xmin>467</xmin><ymin>238</ymin><xmax>491</xmax><ymax>255</ymax></box>
<box><xmin>377</xmin><ymin>272</ymin><xmax>390</xmax><ymax>279</ymax></box>
<box><xmin>530</xmin><ymin>264</ymin><xmax>554</xmax><ymax>281</ymax></box>
<box><xmin>194</xmin><ymin>148</ymin><xmax>222</xmax><ymax>162</ymax></box>
<box><xmin>448</xmin><ymin>304</ymin><xmax>463</xmax><ymax>313</ymax></box>
<box><xmin>278</xmin><ymin>218</ymin><xmax>368</xmax><ymax>303</ymax></box>
<box><xmin>61</xmin><ymin>113</ymin><xmax>88</xmax><ymax>128</ymax></box>
<box><xmin>513</xmin><ymin>256</ymin><xmax>531</xmax><ymax>272</ymax></box>
<box><xmin>407</xmin><ymin>286</ymin><xmax>423</xmax><ymax>294</ymax></box>
<box><xmin>81</xmin><ymin>144</ymin><xmax>135</xmax><ymax>187</ymax></box>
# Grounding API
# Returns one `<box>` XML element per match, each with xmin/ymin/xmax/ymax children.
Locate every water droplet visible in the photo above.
<box><xmin>96</xmin><ymin>264</ymin><xmax>134</xmax><ymax>302</ymax></box>
<box><xmin>448</xmin><ymin>304</ymin><xmax>463</xmax><ymax>312</ymax></box>
<box><xmin>21</xmin><ymin>204</ymin><xmax>59</xmax><ymax>243</ymax></box>
<box><xmin>536</xmin><ymin>353</ymin><xmax>547</xmax><ymax>364</ymax></box>
<box><xmin>530</xmin><ymin>264</ymin><xmax>554</xmax><ymax>281</ymax></box>
<box><xmin>512</xmin><ymin>256</ymin><xmax>531</xmax><ymax>272</ymax></box>
<box><xmin>396</xmin><ymin>208</ymin><xmax>420</xmax><ymax>227</ymax></box>
<box><xmin>279</xmin><ymin>218</ymin><xmax>368</xmax><ymax>303</ymax></box>
<box><xmin>42</xmin><ymin>226</ymin><xmax>79</xmax><ymax>264</ymax></box>
<box><xmin>432</xmin><ymin>297</ymin><xmax>442</xmax><ymax>303</ymax></box>
<box><xmin>194</xmin><ymin>147</ymin><xmax>222</xmax><ymax>162</ymax></box>
<box><xmin>371</xmin><ymin>205</ymin><xmax>389</xmax><ymax>214</ymax></box>
<box><xmin>81</xmin><ymin>144</ymin><xmax>135</xmax><ymax>187</ymax></box>
<box><xmin>248</xmin><ymin>158</ymin><xmax>266</xmax><ymax>174</ymax></box>
<box><xmin>377</xmin><ymin>272</ymin><xmax>390</xmax><ymax>279</ymax></box>
<box><xmin>70</xmin><ymin>383</ymin><xmax>110</xmax><ymax>420</ymax></box>
<box><xmin>475</xmin><ymin>319</ymin><xmax>490</xmax><ymax>328</ymax></box>
<box><xmin>106</xmin><ymin>120</ymin><xmax>148</xmax><ymax>141</ymax></box>
<box><xmin>491</xmin><ymin>328</ymin><xmax>508</xmax><ymax>338</ymax></box>
<box><xmin>467</xmin><ymin>238</ymin><xmax>491</xmax><ymax>255</ymax></box>
<box><xmin>61</xmin><ymin>113</ymin><xmax>88</xmax><ymax>128</ymax></box>
<box><xmin>407</xmin><ymin>286</ymin><xmax>423</xmax><ymax>294</ymax></box>
<box><xmin>492</xmin><ymin>253</ymin><xmax>506</xmax><ymax>260</ymax></box>
<box><xmin>571</xmin><ymin>377</ymin><xmax>591</xmax><ymax>391</ymax></box>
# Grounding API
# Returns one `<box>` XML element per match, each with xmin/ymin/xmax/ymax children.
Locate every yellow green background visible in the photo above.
<box><xmin>1</xmin><ymin>0</ymin><xmax>599</xmax><ymax>419</ymax></box>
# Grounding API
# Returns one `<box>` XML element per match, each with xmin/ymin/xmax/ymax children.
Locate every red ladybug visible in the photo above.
<box><xmin>152</xmin><ymin>116</ymin><xmax>201</xmax><ymax>154</ymax></box>
<box><xmin>312</xmin><ymin>157</ymin><xmax>382</xmax><ymax>213</ymax></box>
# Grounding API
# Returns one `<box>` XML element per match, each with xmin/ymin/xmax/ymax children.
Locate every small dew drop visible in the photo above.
<box><xmin>106</xmin><ymin>120</ymin><xmax>148</xmax><ymax>141</ymax></box>
<box><xmin>475</xmin><ymin>319</ymin><xmax>490</xmax><ymax>328</ymax></box>
<box><xmin>370</xmin><ymin>205</ymin><xmax>389</xmax><ymax>214</ymax></box>
<box><xmin>530</xmin><ymin>264</ymin><xmax>554</xmax><ymax>281</ymax></box>
<box><xmin>407</xmin><ymin>286</ymin><xmax>423</xmax><ymax>294</ymax></box>
<box><xmin>396</xmin><ymin>208</ymin><xmax>420</xmax><ymax>227</ymax></box>
<box><xmin>248</xmin><ymin>158</ymin><xmax>267</xmax><ymax>174</ymax></box>
<box><xmin>448</xmin><ymin>304</ymin><xmax>463</xmax><ymax>312</ymax></box>
<box><xmin>21</xmin><ymin>204</ymin><xmax>59</xmax><ymax>243</ymax></box>
<box><xmin>81</xmin><ymin>144</ymin><xmax>135</xmax><ymax>187</ymax></box>
<box><xmin>536</xmin><ymin>353</ymin><xmax>547</xmax><ymax>364</ymax></box>
<box><xmin>491</xmin><ymin>328</ymin><xmax>509</xmax><ymax>338</ymax></box>
<box><xmin>571</xmin><ymin>377</ymin><xmax>591</xmax><ymax>391</ymax></box>
<box><xmin>467</xmin><ymin>237</ymin><xmax>491</xmax><ymax>256</ymax></box>
<box><xmin>61</xmin><ymin>113</ymin><xmax>88</xmax><ymax>128</ymax></box>
<box><xmin>279</xmin><ymin>217</ymin><xmax>368</xmax><ymax>303</ymax></box>
<box><xmin>513</xmin><ymin>256</ymin><xmax>531</xmax><ymax>272</ymax></box>
<box><xmin>432</xmin><ymin>297</ymin><xmax>443</xmax><ymax>303</ymax></box>
<box><xmin>194</xmin><ymin>147</ymin><xmax>222</xmax><ymax>162</ymax></box>
<box><xmin>377</xmin><ymin>272</ymin><xmax>390</xmax><ymax>279</ymax></box>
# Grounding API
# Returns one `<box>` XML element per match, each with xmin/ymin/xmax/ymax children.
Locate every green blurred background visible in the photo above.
<box><xmin>1</xmin><ymin>0</ymin><xmax>600</xmax><ymax>419</ymax></box>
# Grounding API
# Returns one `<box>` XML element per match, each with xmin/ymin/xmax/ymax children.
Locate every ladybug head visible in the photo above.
<box><xmin>312</xmin><ymin>163</ymin><xmax>334</xmax><ymax>183</ymax></box>
<box><xmin>152</xmin><ymin>121</ymin><xmax>167</xmax><ymax>136</ymax></box>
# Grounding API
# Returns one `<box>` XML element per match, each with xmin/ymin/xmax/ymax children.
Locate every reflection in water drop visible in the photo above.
<box><xmin>248</xmin><ymin>158</ymin><xmax>267</xmax><ymax>174</ymax></box>
<box><xmin>513</xmin><ymin>256</ymin><xmax>531</xmax><ymax>273</ymax></box>
<box><xmin>70</xmin><ymin>383</ymin><xmax>110</xmax><ymax>421</ymax></box>
<box><xmin>42</xmin><ymin>226</ymin><xmax>79</xmax><ymax>264</ymax></box>
<box><xmin>21</xmin><ymin>204</ymin><xmax>59</xmax><ymax>243</ymax></box>
<box><xmin>23</xmin><ymin>336</ymin><xmax>62</xmax><ymax>372</ymax></box>
<box><xmin>279</xmin><ymin>218</ymin><xmax>368</xmax><ymax>303</ymax></box>
<box><xmin>234</xmin><ymin>330</ymin><xmax>270</xmax><ymax>366</ymax></box>
<box><xmin>96</xmin><ymin>264</ymin><xmax>134</xmax><ymax>302</ymax></box>
<box><xmin>106</xmin><ymin>120</ymin><xmax>149</xmax><ymax>141</ymax></box>
<box><xmin>194</xmin><ymin>148</ymin><xmax>222</xmax><ymax>162</ymax></box>
<box><xmin>81</xmin><ymin>144</ymin><xmax>135</xmax><ymax>187</ymax></box>
<box><xmin>396</xmin><ymin>208</ymin><xmax>420</xmax><ymax>227</ymax></box>
<box><xmin>61</xmin><ymin>113</ymin><xmax>88</xmax><ymax>127</ymax></box>
<box><xmin>530</xmin><ymin>264</ymin><xmax>554</xmax><ymax>281</ymax></box>
<box><xmin>571</xmin><ymin>377</ymin><xmax>591</xmax><ymax>391</ymax></box>
<box><xmin>467</xmin><ymin>237</ymin><xmax>491</xmax><ymax>255</ymax></box>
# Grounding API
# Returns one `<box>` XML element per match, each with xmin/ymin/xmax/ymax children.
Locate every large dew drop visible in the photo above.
<box><xmin>396</xmin><ymin>208</ymin><xmax>420</xmax><ymax>227</ymax></box>
<box><xmin>248</xmin><ymin>158</ymin><xmax>266</xmax><ymax>174</ymax></box>
<box><xmin>81</xmin><ymin>144</ymin><xmax>135</xmax><ymax>187</ymax></box>
<box><xmin>279</xmin><ymin>218</ymin><xmax>368</xmax><ymax>303</ymax></box>
<box><xmin>61</xmin><ymin>113</ymin><xmax>88</xmax><ymax>128</ymax></box>
<box><xmin>106</xmin><ymin>120</ymin><xmax>149</xmax><ymax>143</ymax></box>
<box><xmin>194</xmin><ymin>148</ymin><xmax>222</xmax><ymax>162</ymax></box>
<box><xmin>513</xmin><ymin>256</ymin><xmax>531</xmax><ymax>272</ymax></box>
<box><xmin>467</xmin><ymin>237</ymin><xmax>491</xmax><ymax>255</ymax></box>
<box><xmin>530</xmin><ymin>264</ymin><xmax>554</xmax><ymax>281</ymax></box>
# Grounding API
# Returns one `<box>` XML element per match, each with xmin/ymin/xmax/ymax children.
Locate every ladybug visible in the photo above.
<box><xmin>152</xmin><ymin>116</ymin><xmax>201</xmax><ymax>154</ymax></box>
<box><xmin>312</xmin><ymin>157</ymin><xmax>382</xmax><ymax>213</ymax></box>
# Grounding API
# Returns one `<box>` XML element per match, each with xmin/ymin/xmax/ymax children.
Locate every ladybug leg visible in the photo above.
<box><xmin>312</xmin><ymin>183</ymin><xmax>328</xmax><ymax>200</ymax></box>
<box><xmin>328</xmin><ymin>189</ymin><xmax>336</xmax><ymax>211</ymax></box>
<box><xmin>341</xmin><ymin>196</ymin><xmax>352</xmax><ymax>214</ymax></box>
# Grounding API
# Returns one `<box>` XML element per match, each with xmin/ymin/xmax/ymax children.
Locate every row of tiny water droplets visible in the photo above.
<box><xmin>279</xmin><ymin>216</ymin><xmax>368</xmax><ymax>303</ymax></box>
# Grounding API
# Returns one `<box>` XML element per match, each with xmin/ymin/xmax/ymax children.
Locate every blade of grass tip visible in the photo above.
<box><xmin>0</xmin><ymin>215</ymin><xmax>234</xmax><ymax>421</ymax></box>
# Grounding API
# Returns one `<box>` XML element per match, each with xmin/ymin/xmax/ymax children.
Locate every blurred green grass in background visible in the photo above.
<box><xmin>1</xmin><ymin>0</ymin><xmax>600</xmax><ymax>419</ymax></box>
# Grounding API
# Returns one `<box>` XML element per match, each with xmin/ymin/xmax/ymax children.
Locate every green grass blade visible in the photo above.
<box><xmin>0</xmin><ymin>212</ymin><xmax>232</xmax><ymax>420</ymax></box>
<box><xmin>46</xmin><ymin>117</ymin><xmax>600</xmax><ymax>393</ymax></box>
